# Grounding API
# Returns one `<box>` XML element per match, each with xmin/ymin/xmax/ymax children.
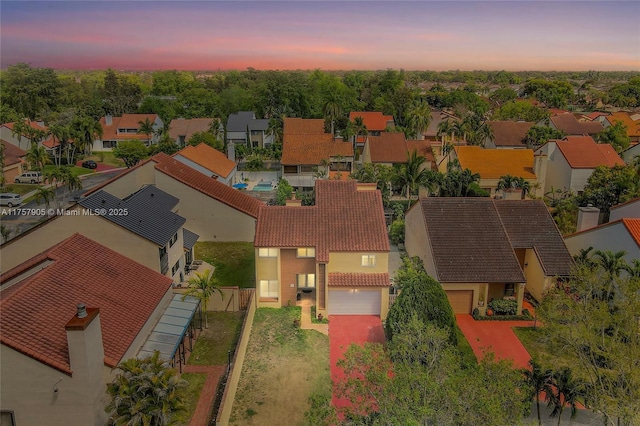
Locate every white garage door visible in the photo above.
<box><xmin>328</xmin><ymin>289</ymin><xmax>381</xmax><ymax>315</ymax></box>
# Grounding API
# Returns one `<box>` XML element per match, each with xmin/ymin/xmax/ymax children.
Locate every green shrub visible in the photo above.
<box><xmin>389</xmin><ymin>219</ymin><xmax>405</xmax><ymax>245</ymax></box>
<box><xmin>472</xmin><ymin>308</ymin><xmax>480</xmax><ymax>319</ymax></box>
<box><xmin>488</xmin><ymin>298</ymin><xmax>518</xmax><ymax>315</ymax></box>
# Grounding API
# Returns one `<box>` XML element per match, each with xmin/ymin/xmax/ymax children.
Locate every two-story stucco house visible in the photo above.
<box><xmin>93</xmin><ymin>114</ymin><xmax>163</xmax><ymax>151</ymax></box>
<box><xmin>226</xmin><ymin>111</ymin><xmax>273</xmax><ymax>148</ymax></box>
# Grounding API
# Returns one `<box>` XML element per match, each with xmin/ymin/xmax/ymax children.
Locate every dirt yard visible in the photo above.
<box><xmin>229</xmin><ymin>307</ymin><xmax>330</xmax><ymax>426</ymax></box>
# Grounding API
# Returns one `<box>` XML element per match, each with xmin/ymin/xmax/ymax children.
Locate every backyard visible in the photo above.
<box><xmin>194</xmin><ymin>242</ymin><xmax>255</xmax><ymax>288</ymax></box>
<box><xmin>229</xmin><ymin>307</ymin><xmax>330</xmax><ymax>426</ymax></box>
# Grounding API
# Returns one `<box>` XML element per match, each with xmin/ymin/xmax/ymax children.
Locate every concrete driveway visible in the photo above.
<box><xmin>329</xmin><ymin>315</ymin><xmax>385</xmax><ymax>408</ymax></box>
<box><xmin>456</xmin><ymin>314</ymin><xmax>535</xmax><ymax>369</ymax></box>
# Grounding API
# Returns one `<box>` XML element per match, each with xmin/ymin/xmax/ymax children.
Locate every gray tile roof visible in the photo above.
<box><xmin>123</xmin><ymin>184</ymin><xmax>179</xmax><ymax>211</ymax></box>
<box><xmin>417</xmin><ymin>198</ymin><xmax>525</xmax><ymax>283</ymax></box>
<box><xmin>79</xmin><ymin>189</ymin><xmax>186</xmax><ymax>247</ymax></box>
<box><xmin>226</xmin><ymin>111</ymin><xmax>268</xmax><ymax>132</ymax></box>
<box><xmin>182</xmin><ymin>228</ymin><xmax>199</xmax><ymax>250</ymax></box>
<box><xmin>494</xmin><ymin>200</ymin><xmax>573</xmax><ymax>276</ymax></box>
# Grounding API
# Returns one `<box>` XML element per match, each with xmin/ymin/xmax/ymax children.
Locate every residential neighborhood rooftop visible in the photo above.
<box><xmin>175</xmin><ymin>143</ymin><xmax>236</xmax><ymax>179</ymax></box>
<box><xmin>226</xmin><ymin>111</ymin><xmax>268</xmax><ymax>132</ymax></box>
<box><xmin>554</xmin><ymin>136</ymin><xmax>625</xmax><ymax>169</ymax></box>
<box><xmin>550</xmin><ymin>112</ymin><xmax>603</xmax><ymax>135</ymax></box>
<box><xmin>0</xmin><ymin>234</ymin><xmax>173</xmax><ymax>374</ymax></box>
<box><xmin>487</xmin><ymin>121</ymin><xmax>534</xmax><ymax>147</ymax></box>
<box><xmin>168</xmin><ymin>118</ymin><xmax>219</xmax><ymax>142</ymax></box>
<box><xmin>328</xmin><ymin>272</ymin><xmax>391</xmax><ymax>287</ymax></box>
<box><xmin>1</xmin><ymin>140</ymin><xmax>26</xmax><ymax>165</ymax></box>
<box><xmin>606</xmin><ymin>112</ymin><xmax>640</xmax><ymax>138</ymax></box>
<box><xmin>281</xmin><ymin>133</ymin><xmax>353</xmax><ymax>165</ymax></box>
<box><xmin>349</xmin><ymin>111</ymin><xmax>394</xmax><ymax>131</ymax></box>
<box><xmin>283</xmin><ymin>117</ymin><xmax>326</xmax><ymax>134</ymax></box>
<box><xmin>366</xmin><ymin>132</ymin><xmax>408</xmax><ymax>163</ymax></box>
<box><xmin>455</xmin><ymin>146</ymin><xmax>536</xmax><ymax>179</ymax></box>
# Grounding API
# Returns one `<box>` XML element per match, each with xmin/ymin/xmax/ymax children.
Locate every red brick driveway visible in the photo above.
<box><xmin>456</xmin><ymin>314</ymin><xmax>535</xmax><ymax>369</ymax></box>
<box><xmin>329</xmin><ymin>315</ymin><xmax>385</xmax><ymax>408</ymax></box>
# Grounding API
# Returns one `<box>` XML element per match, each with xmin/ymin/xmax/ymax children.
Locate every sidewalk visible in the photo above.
<box><xmin>299</xmin><ymin>296</ymin><xmax>328</xmax><ymax>335</ymax></box>
<box><xmin>182</xmin><ymin>365</ymin><xmax>226</xmax><ymax>426</ymax></box>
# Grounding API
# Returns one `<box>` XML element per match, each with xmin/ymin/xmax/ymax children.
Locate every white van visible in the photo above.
<box><xmin>14</xmin><ymin>172</ymin><xmax>43</xmax><ymax>184</ymax></box>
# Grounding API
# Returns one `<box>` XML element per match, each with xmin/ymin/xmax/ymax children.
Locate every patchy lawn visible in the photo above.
<box><xmin>1</xmin><ymin>184</ymin><xmax>37</xmax><ymax>196</ymax></box>
<box><xmin>85</xmin><ymin>152</ymin><xmax>126</xmax><ymax>168</ymax></box>
<box><xmin>513</xmin><ymin>327</ymin><xmax>575</xmax><ymax>370</ymax></box>
<box><xmin>195</xmin><ymin>242</ymin><xmax>255</xmax><ymax>288</ymax></box>
<box><xmin>179</xmin><ymin>372</ymin><xmax>207</xmax><ymax>425</ymax></box>
<box><xmin>189</xmin><ymin>311</ymin><xmax>245</xmax><ymax>366</ymax></box>
<box><xmin>229</xmin><ymin>307</ymin><xmax>330</xmax><ymax>426</ymax></box>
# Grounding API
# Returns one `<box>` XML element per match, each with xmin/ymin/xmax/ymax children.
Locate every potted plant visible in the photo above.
<box><xmin>486</xmin><ymin>308</ymin><xmax>494</xmax><ymax>316</ymax></box>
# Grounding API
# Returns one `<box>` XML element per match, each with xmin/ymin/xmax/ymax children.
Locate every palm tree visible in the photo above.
<box><xmin>547</xmin><ymin>367</ymin><xmax>584</xmax><ymax>426</ymax></box>
<box><xmin>405</xmin><ymin>99</ymin><xmax>431</xmax><ymax>140</ymax></box>
<box><xmin>72</xmin><ymin>115</ymin><xmax>102</xmax><ymax>157</ymax></box>
<box><xmin>10</xmin><ymin>120</ymin><xmax>29</xmax><ymax>150</ymax></box>
<box><xmin>182</xmin><ymin>269</ymin><xmax>223</xmax><ymax>328</ymax></box>
<box><xmin>138</xmin><ymin>118</ymin><xmax>155</xmax><ymax>145</ymax></box>
<box><xmin>25</xmin><ymin>143</ymin><xmax>50</xmax><ymax>173</ymax></box>
<box><xmin>58</xmin><ymin>166</ymin><xmax>83</xmax><ymax>203</ymax></box>
<box><xmin>436</xmin><ymin>119</ymin><xmax>453</xmax><ymax>143</ymax></box>
<box><xmin>323</xmin><ymin>94</ymin><xmax>342</xmax><ymax>136</ymax></box>
<box><xmin>105</xmin><ymin>351</ymin><xmax>188</xmax><ymax>426</ymax></box>
<box><xmin>49</xmin><ymin>124</ymin><xmax>72</xmax><ymax>167</ymax></box>
<box><xmin>625</xmin><ymin>259</ymin><xmax>640</xmax><ymax>278</ymax></box>
<box><xmin>396</xmin><ymin>150</ymin><xmax>431</xmax><ymax>199</ymax></box>
<box><xmin>523</xmin><ymin>359</ymin><xmax>554</xmax><ymax>426</ymax></box>
<box><xmin>34</xmin><ymin>187</ymin><xmax>55</xmax><ymax>209</ymax></box>
<box><xmin>452</xmin><ymin>120</ymin><xmax>467</xmax><ymax>144</ymax></box>
<box><xmin>594</xmin><ymin>250</ymin><xmax>628</xmax><ymax>302</ymax></box>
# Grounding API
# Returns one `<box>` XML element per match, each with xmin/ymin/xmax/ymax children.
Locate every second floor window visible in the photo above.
<box><xmin>169</xmin><ymin>232</ymin><xmax>178</xmax><ymax>248</ymax></box>
<box><xmin>258</xmin><ymin>248</ymin><xmax>278</xmax><ymax>257</ymax></box>
<box><xmin>297</xmin><ymin>248</ymin><xmax>315</xmax><ymax>258</ymax></box>
<box><xmin>362</xmin><ymin>255</ymin><xmax>376</xmax><ymax>267</ymax></box>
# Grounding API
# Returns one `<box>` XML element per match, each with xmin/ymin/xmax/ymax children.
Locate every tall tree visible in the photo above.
<box><xmin>597</xmin><ymin>121</ymin><xmax>630</xmax><ymax>153</ymax></box>
<box><xmin>105</xmin><ymin>351</ymin><xmax>188</xmax><ymax>426</ymax></box>
<box><xmin>394</xmin><ymin>150</ymin><xmax>433</xmax><ymax>199</ymax></box>
<box><xmin>25</xmin><ymin>144</ymin><xmax>50</xmax><ymax>173</ymax></box>
<box><xmin>112</xmin><ymin>140</ymin><xmax>149</xmax><ymax>168</ymax></box>
<box><xmin>547</xmin><ymin>367</ymin><xmax>584</xmax><ymax>426</ymax></box>
<box><xmin>522</xmin><ymin>359</ymin><xmax>554</xmax><ymax>426</ymax></box>
<box><xmin>323</xmin><ymin>94</ymin><xmax>342</xmax><ymax>136</ymax></box>
<box><xmin>72</xmin><ymin>115</ymin><xmax>103</xmax><ymax>156</ymax></box>
<box><xmin>34</xmin><ymin>186</ymin><xmax>56</xmax><ymax>210</ymax></box>
<box><xmin>182</xmin><ymin>269</ymin><xmax>223</xmax><ymax>328</ymax></box>
<box><xmin>405</xmin><ymin>99</ymin><xmax>432</xmax><ymax>140</ymax></box>
<box><xmin>138</xmin><ymin>118</ymin><xmax>155</xmax><ymax>145</ymax></box>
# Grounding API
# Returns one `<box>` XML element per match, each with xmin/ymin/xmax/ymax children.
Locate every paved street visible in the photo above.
<box><xmin>1</xmin><ymin>169</ymin><xmax>124</xmax><ymax>239</ymax></box>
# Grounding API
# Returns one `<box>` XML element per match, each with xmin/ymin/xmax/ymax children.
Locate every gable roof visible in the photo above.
<box><xmin>100</xmin><ymin>114</ymin><xmax>158</xmax><ymax>141</ymax></box>
<box><xmin>487</xmin><ymin>121</ymin><xmax>534</xmax><ymax>147</ymax></box>
<box><xmin>254</xmin><ymin>180</ymin><xmax>389</xmax><ymax>262</ymax></box>
<box><xmin>118</xmin><ymin>114</ymin><xmax>158</xmax><ymax>129</ymax></box>
<box><xmin>0</xmin><ymin>234</ymin><xmax>172</xmax><ymax>374</ymax></box>
<box><xmin>494</xmin><ymin>200</ymin><xmax>573</xmax><ymax>276</ymax></box>
<box><xmin>183</xmin><ymin>228</ymin><xmax>200</xmax><ymax>250</ymax></box>
<box><xmin>151</xmin><ymin>153</ymin><xmax>263</xmax><ymax>218</ymax></box>
<box><xmin>168</xmin><ymin>118</ymin><xmax>218</xmax><ymax>142</ymax></box>
<box><xmin>281</xmin><ymin>133</ymin><xmax>353</xmax><ymax>165</ymax></box>
<box><xmin>174</xmin><ymin>143</ymin><xmax>236</xmax><ymax>179</ymax></box>
<box><xmin>2</xmin><ymin>121</ymin><xmax>57</xmax><ymax>147</ymax></box>
<box><xmin>366</xmin><ymin>132</ymin><xmax>408</xmax><ymax>163</ymax></box>
<box><xmin>406</xmin><ymin>139</ymin><xmax>436</xmax><ymax>169</ymax></box>
<box><xmin>283</xmin><ymin>117</ymin><xmax>326</xmax><ymax>134</ymax></box>
<box><xmin>623</xmin><ymin>218</ymin><xmax>640</xmax><ymax>246</ymax></box>
<box><xmin>226</xmin><ymin>111</ymin><xmax>268</xmax><ymax>132</ymax></box>
<box><xmin>550</xmin><ymin>113</ymin><xmax>603</xmax><ymax>135</ymax></box>
<box><xmin>455</xmin><ymin>146</ymin><xmax>536</xmax><ymax>179</ymax></box>
<box><xmin>566</xmin><ymin>218</ymin><xmax>640</xmax><ymax>249</ymax></box>
<box><xmin>349</xmin><ymin>112</ymin><xmax>394</xmax><ymax>132</ymax></box>
<box><xmin>606</xmin><ymin>112</ymin><xmax>640</xmax><ymax>137</ymax></box>
<box><xmin>1</xmin><ymin>140</ymin><xmax>26</xmax><ymax>166</ymax></box>
<box><xmin>414</xmin><ymin>198</ymin><xmax>525</xmax><ymax>283</ymax></box>
<box><xmin>555</xmin><ymin>136</ymin><xmax>625</xmax><ymax>169</ymax></box>
<box><xmin>79</xmin><ymin>186</ymin><xmax>185</xmax><ymax>246</ymax></box>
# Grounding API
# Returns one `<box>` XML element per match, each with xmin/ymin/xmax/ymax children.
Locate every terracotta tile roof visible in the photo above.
<box><xmin>349</xmin><ymin>112</ymin><xmax>394</xmax><ymax>132</ymax></box>
<box><xmin>175</xmin><ymin>143</ymin><xmax>236</xmax><ymax>179</ymax></box>
<box><xmin>168</xmin><ymin>118</ymin><xmax>219</xmax><ymax>142</ymax></box>
<box><xmin>606</xmin><ymin>112</ymin><xmax>640</xmax><ymax>137</ymax></box>
<box><xmin>1</xmin><ymin>140</ymin><xmax>26</xmax><ymax>166</ymax></box>
<box><xmin>281</xmin><ymin>133</ymin><xmax>353</xmax><ymax>165</ymax></box>
<box><xmin>584</xmin><ymin>112</ymin><xmax>610</xmax><ymax>121</ymax></box>
<box><xmin>455</xmin><ymin>146</ymin><xmax>536</xmax><ymax>179</ymax></box>
<box><xmin>328</xmin><ymin>272</ymin><xmax>390</xmax><ymax>287</ymax></box>
<box><xmin>406</xmin><ymin>139</ymin><xmax>436</xmax><ymax>169</ymax></box>
<box><xmin>100</xmin><ymin>114</ymin><xmax>157</xmax><ymax>141</ymax></box>
<box><xmin>2</xmin><ymin>121</ymin><xmax>57</xmax><ymax>147</ymax></box>
<box><xmin>550</xmin><ymin>113</ymin><xmax>603</xmax><ymax>135</ymax></box>
<box><xmin>623</xmin><ymin>218</ymin><xmax>640</xmax><ymax>246</ymax></box>
<box><xmin>487</xmin><ymin>121</ymin><xmax>534</xmax><ymax>147</ymax></box>
<box><xmin>151</xmin><ymin>153</ymin><xmax>263</xmax><ymax>218</ymax></box>
<box><xmin>555</xmin><ymin>136</ymin><xmax>625</xmax><ymax>169</ymax></box>
<box><xmin>255</xmin><ymin>180</ymin><xmax>389</xmax><ymax>262</ymax></box>
<box><xmin>494</xmin><ymin>200</ymin><xmax>573</xmax><ymax>276</ymax></box>
<box><xmin>0</xmin><ymin>234</ymin><xmax>172</xmax><ymax>374</ymax></box>
<box><xmin>283</xmin><ymin>117</ymin><xmax>326</xmax><ymax>134</ymax></box>
<box><xmin>366</xmin><ymin>132</ymin><xmax>408</xmax><ymax>163</ymax></box>
<box><xmin>413</xmin><ymin>198</ymin><xmax>525</xmax><ymax>283</ymax></box>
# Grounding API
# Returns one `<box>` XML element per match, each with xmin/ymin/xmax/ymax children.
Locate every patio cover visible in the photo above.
<box><xmin>137</xmin><ymin>294</ymin><xmax>200</xmax><ymax>362</ymax></box>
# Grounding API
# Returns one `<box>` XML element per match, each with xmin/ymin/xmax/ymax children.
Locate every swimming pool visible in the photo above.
<box><xmin>252</xmin><ymin>182</ymin><xmax>275</xmax><ymax>191</ymax></box>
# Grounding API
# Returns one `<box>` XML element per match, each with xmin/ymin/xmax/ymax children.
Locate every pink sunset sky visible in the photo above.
<box><xmin>1</xmin><ymin>1</ymin><xmax>638</xmax><ymax>71</ymax></box>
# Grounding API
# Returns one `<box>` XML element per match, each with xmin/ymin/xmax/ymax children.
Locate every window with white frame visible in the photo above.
<box><xmin>296</xmin><ymin>248</ymin><xmax>315</xmax><ymax>258</ymax></box>
<box><xmin>361</xmin><ymin>255</ymin><xmax>376</xmax><ymax>267</ymax></box>
<box><xmin>260</xmin><ymin>280</ymin><xmax>278</xmax><ymax>298</ymax></box>
<box><xmin>297</xmin><ymin>274</ymin><xmax>315</xmax><ymax>288</ymax></box>
<box><xmin>258</xmin><ymin>248</ymin><xmax>278</xmax><ymax>257</ymax></box>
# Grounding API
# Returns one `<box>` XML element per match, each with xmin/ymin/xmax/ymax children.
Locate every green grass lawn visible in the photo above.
<box><xmin>455</xmin><ymin>325</ymin><xmax>477</xmax><ymax>367</ymax></box>
<box><xmin>195</xmin><ymin>242</ymin><xmax>255</xmax><ymax>288</ymax></box>
<box><xmin>179</xmin><ymin>372</ymin><xmax>207</xmax><ymax>425</ymax></box>
<box><xmin>85</xmin><ymin>152</ymin><xmax>126</xmax><ymax>167</ymax></box>
<box><xmin>513</xmin><ymin>327</ymin><xmax>575</xmax><ymax>371</ymax></box>
<box><xmin>1</xmin><ymin>184</ymin><xmax>37</xmax><ymax>196</ymax></box>
<box><xmin>188</xmin><ymin>311</ymin><xmax>245</xmax><ymax>366</ymax></box>
<box><xmin>44</xmin><ymin>165</ymin><xmax>94</xmax><ymax>177</ymax></box>
<box><xmin>229</xmin><ymin>307</ymin><xmax>330</xmax><ymax>426</ymax></box>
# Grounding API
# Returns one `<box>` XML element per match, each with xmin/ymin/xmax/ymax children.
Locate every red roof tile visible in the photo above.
<box><xmin>1</xmin><ymin>140</ymin><xmax>26</xmax><ymax>166</ymax></box>
<box><xmin>555</xmin><ymin>136</ymin><xmax>625</xmax><ymax>169</ymax></box>
<box><xmin>349</xmin><ymin>112</ymin><xmax>395</xmax><ymax>132</ymax></box>
<box><xmin>623</xmin><ymin>218</ymin><xmax>640</xmax><ymax>246</ymax></box>
<box><xmin>406</xmin><ymin>140</ymin><xmax>436</xmax><ymax>169</ymax></box>
<box><xmin>606</xmin><ymin>112</ymin><xmax>640</xmax><ymax>137</ymax></box>
<box><xmin>283</xmin><ymin>117</ymin><xmax>326</xmax><ymax>134</ymax></box>
<box><xmin>151</xmin><ymin>153</ymin><xmax>263</xmax><ymax>218</ymax></box>
<box><xmin>100</xmin><ymin>114</ymin><xmax>158</xmax><ymax>141</ymax></box>
<box><xmin>550</xmin><ymin>113</ymin><xmax>603</xmax><ymax>135</ymax></box>
<box><xmin>0</xmin><ymin>234</ymin><xmax>172</xmax><ymax>374</ymax></box>
<box><xmin>487</xmin><ymin>121</ymin><xmax>534</xmax><ymax>147</ymax></box>
<box><xmin>175</xmin><ymin>143</ymin><xmax>236</xmax><ymax>178</ymax></box>
<box><xmin>255</xmin><ymin>180</ymin><xmax>389</xmax><ymax>262</ymax></box>
<box><xmin>366</xmin><ymin>132</ymin><xmax>408</xmax><ymax>163</ymax></box>
<box><xmin>328</xmin><ymin>272</ymin><xmax>390</xmax><ymax>287</ymax></box>
<box><xmin>281</xmin><ymin>133</ymin><xmax>353</xmax><ymax>165</ymax></box>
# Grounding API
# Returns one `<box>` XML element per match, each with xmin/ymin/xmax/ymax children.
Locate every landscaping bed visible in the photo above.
<box><xmin>229</xmin><ymin>307</ymin><xmax>330</xmax><ymax>426</ymax></box>
<box><xmin>194</xmin><ymin>242</ymin><xmax>255</xmax><ymax>288</ymax></box>
<box><xmin>188</xmin><ymin>311</ymin><xmax>245</xmax><ymax>366</ymax></box>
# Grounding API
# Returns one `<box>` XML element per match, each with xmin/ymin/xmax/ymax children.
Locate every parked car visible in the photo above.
<box><xmin>81</xmin><ymin>160</ymin><xmax>98</xmax><ymax>169</ymax></box>
<box><xmin>0</xmin><ymin>193</ymin><xmax>23</xmax><ymax>207</ymax></box>
<box><xmin>14</xmin><ymin>171</ymin><xmax>43</xmax><ymax>184</ymax></box>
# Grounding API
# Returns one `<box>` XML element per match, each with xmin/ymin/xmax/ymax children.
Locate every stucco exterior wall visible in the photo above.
<box><xmin>255</xmin><ymin>248</ymin><xmax>280</xmax><ymax>308</ymax></box>
<box><xmin>279</xmin><ymin>249</ymin><xmax>316</xmax><ymax>306</ymax></box>
<box><xmin>0</xmin><ymin>127</ymin><xmax>27</xmax><ymax>148</ymax></box>
<box><xmin>99</xmin><ymin>161</ymin><xmax>156</xmax><ymax>199</ymax></box>
<box><xmin>0</xmin><ymin>215</ymin><xmax>158</xmax><ymax>273</ymax></box>
<box><xmin>564</xmin><ymin>223</ymin><xmax>640</xmax><ymax>266</ymax></box>
<box><xmin>610</xmin><ymin>200</ymin><xmax>640</xmax><ymax>221</ymax></box>
<box><xmin>405</xmin><ymin>205</ymin><xmax>438</xmax><ymax>278</ymax></box>
<box><xmin>154</xmin><ymin>170</ymin><xmax>256</xmax><ymax>242</ymax></box>
<box><xmin>545</xmin><ymin>147</ymin><xmax>573</xmax><ymax>194</ymax></box>
<box><xmin>326</xmin><ymin>252</ymin><xmax>389</xmax><ymax>274</ymax></box>
<box><xmin>524</xmin><ymin>249</ymin><xmax>548</xmax><ymax>301</ymax></box>
<box><xmin>570</xmin><ymin>168</ymin><xmax>595</xmax><ymax>194</ymax></box>
<box><xmin>4</xmin><ymin>162</ymin><xmax>23</xmax><ymax>182</ymax></box>
<box><xmin>441</xmin><ymin>283</ymin><xmax>482</xmax><ymax>310</ymax></box>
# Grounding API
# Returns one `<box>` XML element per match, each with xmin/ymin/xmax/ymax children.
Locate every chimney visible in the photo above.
<box><xmin>105</xmin><ymin>115</ymin><xmax>112</xmax><ymax>126</ymax></box>
<box><xmin>227</xmin><ymin>143</ymin><xmax>236</xmax><ymax>162</ymax></box>
<box><xmin>65</xmin><ymin>304</ymin><xmax>106</xmax><ymax>423</ymax></box>
<box><xmin>577</xmin><ymin>206</ymin><xmax>600</xmax><ymax>231</ymax></box>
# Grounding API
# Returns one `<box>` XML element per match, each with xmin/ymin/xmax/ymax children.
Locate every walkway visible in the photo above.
<box><xmin>298</xmin><ymin>296</ymin><xmax>328</xmax><ymax>335</ymax></box>
<box><xmin>329</xmin><ymin>315</ymin><xmax>385</xmax><ymax>408</ymax></box>
<box><xmin>182</xmin><ymin>364</ymin><xmax>227</xmax><ymax>426</ymax></box>
<box><xmin>456</xmin><ymin>314</ymin><xmax>535</xmax><ymax>369</ymax></box>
